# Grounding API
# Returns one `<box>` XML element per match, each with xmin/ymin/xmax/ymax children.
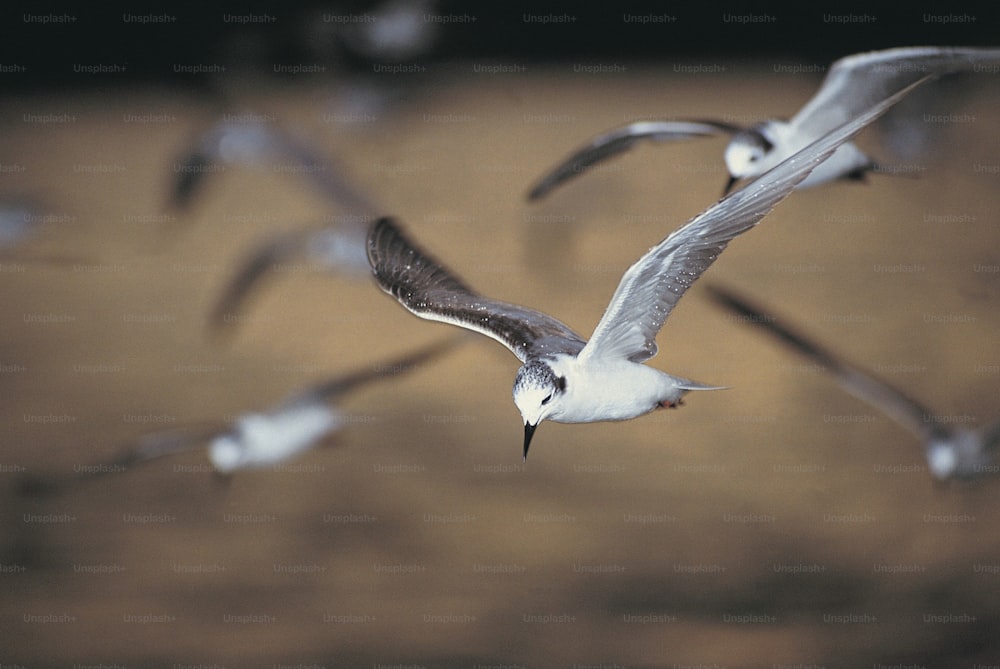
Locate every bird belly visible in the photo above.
<box><xmin>549</xmin><ymin>363</ymin><xmax>680</xmax><ymax>424</ymax></box>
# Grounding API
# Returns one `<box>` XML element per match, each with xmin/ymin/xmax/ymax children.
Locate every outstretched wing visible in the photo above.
<box><xmin>287</xmin><ymin>336</ymin><xmax>463</xmax><ymax>405</ymax></box>
<box><xmin>167</xmin><ymin>116</ymin><xmax>381</xmax><ymax>215</ymax></box>
<box><xmin>367</xmin><ymin>217</ymin><xmax>586</xmax><ymax>362</ymax></box>
<box><xmin>705</xmin><ymin>285</ymin><xmax>950</xmax><ymax>444</ymax></box>
<box><xmin>17</xmin><ymin>423</ymin><xmax>225</xmax><ymax>497</ymax></box>
<box><xmin>527</xmin><ymin>120</ymin><xmax>738</xmax><ymax>201</ymax></box>
<box><xmin>791</xmin><ymin>46</ymin><xmax>1000</xmax><ymax>148</ymax></box>
<box><xmin>209</xmin><ymin>221</ymin><xmax>371</xmax><ymax>338</ymax></box>
<box><xmin>209</xmin><ymin>227</ymin><xmax>315</xmax><ymax>335</ymax></box>
<box><xmin>579</xmin><ymin>78</ymin><xmax>928</xmax><ymax>364</ymax></box>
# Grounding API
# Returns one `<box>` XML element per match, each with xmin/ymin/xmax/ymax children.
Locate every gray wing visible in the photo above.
<box><xmin>263</xmin><ymin>123</ymin><xmax>381</xmax><ymax>214</ymax></box>
<box><xmin>705</xmin><ymin>285</ymin><xmax>950</xmax><ymax>444</ymax></box>
<box><xmin>113</xmin><ymin>424</ymin><xmax>227</xmax><ymax>464</ymax></box>
<box><xmin>527</xmin><ymin>120</ymin><xmax>739</xmax><ymax>201</ymax></box>
<box><xmin>209</xmin><ymin>227</ymin><xmax>315</xmax><ymax>335</ymax></box>
<box><xmin>17</xmin><ymin>423</ymin><xmax>225</xmax><ymax>497</ymax></box>
<box><xmin>168</xmin><ymin>117</ymin><xmax>380</xmax><ymax>215</ymax></box>
<box><xmin>167</xmin><ymin>144</ymin><xmax>215</xmax><ymax>211</ymax></box>
<box><xmin>578</xmin><ymin>78</ymin><xmax>928</xmax><ymax>364</ymax></box>
<box><xmin>367</xmin><ymin>217</ymin><xmax>586</xmax><ymax>362</ymax></box>
<box><xmin>979</xmin><ymin>420</ymin><xmax>1000</xmax><ymax>455</ymax></box>
<box><xmin>209</xmin><ymin>221</ymin><xmax>371</xmax><ymax>337</ymax></box>
<box><xmin>790</xmin><ymin>46</ymin><xmax>1000</xmax><ymax>147</ymax></box>
<box><xmin>284</xmin><ymin>336</ymin><xmax>462</xmax><ymax>405</ymax></box>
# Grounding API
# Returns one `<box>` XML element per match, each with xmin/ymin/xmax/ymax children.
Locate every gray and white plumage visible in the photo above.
<box><xmin>17</xmin><ymin>338</ymin><xmax>457</xmax><ymax>495</ymax></box>
<box><xmin>369</xmin><ymin>78</ymin><xmax>922</xmax><ymax>460</ymax></box>
<box><xmin>707</xmin><ymin>285</ymin><xmax>999</xmax><ymax>481</ymax></box>
<box><xmin>170</xmin><ymin>115</ymin><xmax>382</xmax><ymax>335</ymax></box>
<box><xmin>528</xmin><ymin>46</ymin><xmax>1000</xmax><ymax>199</ymax></box>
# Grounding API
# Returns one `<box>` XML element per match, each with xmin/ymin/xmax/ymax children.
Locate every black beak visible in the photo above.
<box><xmin>522</xmin><ymin>422</ymin><xmax>537</xmax><ymax>462</ymax></box>
<box><xmin>722</xmin><ymin>174</ymin><xmax>738</xmax><ymax>196</ymax></box>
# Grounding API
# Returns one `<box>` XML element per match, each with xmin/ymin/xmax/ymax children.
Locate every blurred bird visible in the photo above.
<box><xmin>527</xmin><ymin>46</ymin><xmax>1000</xmax><ymax>200</ymax></box>
<box><xmin>165</xmin><ymin>113</ymin><xmax>384</xmax><ymax>336</ymax></box>
<box><xmin>17</xmin><ymin>337</ymin><xmax>459</xmax><ymax>495</ymax></box>
<box><xmin>208</xmin><ymin>215</ymin><xmax>372</xmax><ymax>337</ymax></box>
<box><xmin>368</xmin><ymin>81</ymin><xmax>921</xmax><ymax>460</ymax></box>
<box><xmin>166</xmin><ymin>114</ymin><xmax>379</xmax><ymax>214</ymax></box>
<box><xmin>706</xmin><ymin>285</ymin><xmax>999</xmax><ymax>481</ymax></box>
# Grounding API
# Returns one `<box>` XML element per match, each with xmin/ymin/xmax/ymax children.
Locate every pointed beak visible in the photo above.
<box><xmin>722</xmin><ymin>174</ymin><xmax>738</xmax><ymax>196</ymax></box>
<box><xmin>522</xmin><ymin>422</ymin><xmax>537</xmax><ymax>462</ymax></box>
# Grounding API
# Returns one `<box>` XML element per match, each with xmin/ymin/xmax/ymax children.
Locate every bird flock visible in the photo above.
<box><xmin>10</xmin><ymin>46</ymin><xmax>1000</xmax><ymax>494</ymax></box>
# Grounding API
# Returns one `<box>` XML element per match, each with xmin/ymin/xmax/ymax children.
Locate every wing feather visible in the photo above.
<box><xmin>791</xmin><ymin>46</ymin><xmax>1000</xmax><ymax>144</ymax></box>
<box><xmin>367</xmin><ymin>218</ymin><xmax>586</xmax><ymax>362</ymax></box>
<box><xmin>706</xmin><ymin>285</ymin><xmax>948</xmax><ymax>444</ymax></box>
<box><xmin>527</xmin><ymin>120</ymin><xmax>738</xmax><ymax>201</ymax></box>
<box><xmin>579</xmin><ymin>78</ymin><xmax>929</xmax><ymax>364</ymax></box>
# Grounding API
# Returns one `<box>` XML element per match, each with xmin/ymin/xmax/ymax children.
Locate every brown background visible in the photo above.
<box><xmin>2</xmin><ymin>57</ymin><xmax>1000</xmax><ymax>667</ymax></box>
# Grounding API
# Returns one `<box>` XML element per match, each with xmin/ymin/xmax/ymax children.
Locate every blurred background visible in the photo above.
<box><xmin>2</xmin><ymin>2</ymin><xmax>999</xmax><ymax>667</ymax></box>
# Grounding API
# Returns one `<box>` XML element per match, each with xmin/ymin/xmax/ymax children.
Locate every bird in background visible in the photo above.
<box><xmin>368</xmin><ymin>78</ymin><xmax>924</xmax><ymax>460</ymax></box>
<box><xmin>706</xmin><ymin>285</ymin><xmax>999</xmax><ymax>482</ymax></box>
<box><xmin>165</xmin><ymin>112</ymin><xmax>385</xmax><ymax>337</ymax></box>
<box><xmin>527</xmin><ymin>46</ymin><xmax>1000</xmax><ymax>200</ymax></box>
<box><xmin>207</xmin><ymin>214</ymin><xmax>374</xmax><ymax>337</ymax></box>
<box><xmin>166</xmin><ymin>113</ymin><xmax>379</xmax><ymax>215</ymax></box>
<box><xmin>17</xmin><ymin>337</ymin><xmax>459</xmax><ymax>496</ymax></box>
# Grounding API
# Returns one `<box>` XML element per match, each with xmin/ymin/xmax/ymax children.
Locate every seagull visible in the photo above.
<box><xmin>167</xmin><ymin>114</ymin><xmax>378</xmax><ymax>214</ymax></box>
<box><xmin>167</xmin><ymin>114</ymin><xmax>383</xmax><ymax>336</ymax></box>
<box><xmin>17</xmin><ymin>338</ymin><xmax>458</xmax><ymax>495</ymax></box>
<box><xmin>527</xmin><ymin>46</ymin><xmax>1000</xmax><ymax>200</ymax></box>
<box><xmin>706</xmin><ymin>285</ymin><xmax>999</xmax><ymax>481</ymax></box>
<box><xmin>368</xmin><ymin>79</ymin><xmax>923</xmax><ymax>460</ymax></box>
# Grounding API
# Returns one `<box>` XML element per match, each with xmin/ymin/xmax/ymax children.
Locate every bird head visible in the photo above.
<box><xmin>512</xmin><ymin>359</ymin><xmax>567</xmax><ymax>461</ymax></box>
<box><xmin>722</xmin><ymin>125</ymin><xmax>776</xmax><ymax>191</ymax></box>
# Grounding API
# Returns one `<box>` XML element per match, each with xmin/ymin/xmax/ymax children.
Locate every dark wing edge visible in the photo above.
<box><xmin>526</xmin><ymin>120</ymin><xmax>738</xmax><ymax>201</ymax></box>
<box><xmin>207</xmin><ymin>229</ymin><xmax>313</xmax><ymax>337</ymax></box>
<box><xmin>366</xmin><ymin>217</ymin><xmax>586</xmax><ymax>361</ymax></box>
<box><xmin>16</xmin><ymin>423</ymin><xmax>223</xmax><ymax>498</ymax></box>
<box><xmin>705</xmin><ymin>284</ymin><xmax>948</xmax><ymax>443</ymax></box>
<box><xmin>579</xmin><ymin>76</ymin><xmax>931</xmax><ymax>365</ymax></box>
<box><xmin>290</xmin><ymin>336</ymin><xmax>465</xmax><ymax>404</ymax></box>
<box><xmin>793</xmin><ymin>46</ymin><xmax>1000</xmax><ymax>140</ymax></box>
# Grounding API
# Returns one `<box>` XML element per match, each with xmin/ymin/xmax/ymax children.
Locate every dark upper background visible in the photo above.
<box><xmin>1</xmin><ymin>1</ymin><xmax>997</xmax><ymax>91</ymax></box>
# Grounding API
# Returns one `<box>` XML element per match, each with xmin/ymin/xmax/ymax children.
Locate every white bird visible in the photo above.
<box><xmin>18</xmin><ymin>338</ymin><xmax>458</xmax><ymax>495</ymax></box>
<box><xmin>368</xmin><ymin>80</ymin><xmax>923</xmax><ymax>460</ymax></box>
<box><xmin>527</xmin><ymin>46</ymin><xmax>1000</xmax><ymax>200</ymax></box>
<box><xmin>706</xmin><ymin>285</ymin><xmax>999</xmax><ymax>481</ymax></box>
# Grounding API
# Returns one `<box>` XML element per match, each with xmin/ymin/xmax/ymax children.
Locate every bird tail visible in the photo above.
<box><xmin>674</xmin><ymin>377</ymin><xmax>729</xmax><ymax>392</ymax></box>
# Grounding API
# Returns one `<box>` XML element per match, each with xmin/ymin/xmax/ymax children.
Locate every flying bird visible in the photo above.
<box><xmin>368</xmin><ymin>79</ymin><xmax>922</xmax><ymax>460</ymax></box>
<box><xmin>166</xmin><ymin>114</ymin><xmax>383</xmax><ymax>336</ymax></box>
<box><xmin>167</xmin><ymin>115</ymin><xmax>379</xmax><ymax>214</ymax></box>
<box><xmin>17</xmin><ymin>338</ymin><xmax>458</xmax><ymax>495</ymax></box>
<box><xmin>527</xmin><ymin>46</ymin><xmax>1000</xmax><ymax>199</ymax></box>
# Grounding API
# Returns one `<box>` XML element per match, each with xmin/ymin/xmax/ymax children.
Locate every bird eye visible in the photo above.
<box><xmin>541</xmin><ymin>394</ymin><xmax>552</xmax><ymax>406</ymax></box>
